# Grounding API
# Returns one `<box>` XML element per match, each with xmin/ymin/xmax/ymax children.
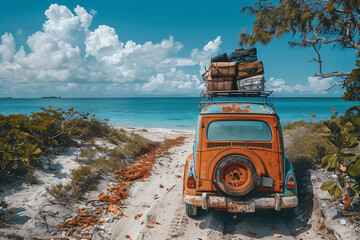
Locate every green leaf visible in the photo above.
<box><xmin>320</xmin><ymin>181</ymin><xmax>336</xmax><ymax>190</ymax></box>
<box><xmin>334</xmin><ymin>186</ymin><xmax>341</xmax><ymax>200</ymax></box>
<box><xmin>354</xmin><ymin>184</ymin><xmax>360</xmax><ymax>194</ymax></box>
<box><xmin>339</xmin><ymin>172</ymin><xmax>344</xmax><ymax>181</ymax></box>
<box><xmin>348</xmin><ymin>163</ymin><xmax>360</xmax><ymax>178</ymax></box>
<box><xmin>330</xmin><ymin>155</ymin><xmax>338</xmax><ymax>169</ymax></box>
<box><xmin>328</xmin><ymin>184</ymin><xmax>337</xmax><ymax>195</ymax></box>
<box><xmin>340</xmin><ymin>152</ymin><xmax>357</xmax><ymax>161</ymax></box>
<box><xmin>322</xmin><ymin>154</ymin><xmax>337</xmax><ymax>169</ymax></box>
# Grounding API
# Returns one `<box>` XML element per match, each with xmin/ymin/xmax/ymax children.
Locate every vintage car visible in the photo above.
<box><xmin>183</xmin><ymin>102</ymin><xmax>298</xmax><ymax>216</ymax></box>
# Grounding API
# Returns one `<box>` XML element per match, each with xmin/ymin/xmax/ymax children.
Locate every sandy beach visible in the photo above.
<box><xmin>0</xmin><ymin>127</ymin><xmax>193</xmax><ymax>239</ymax></box>
<box><xmin>0</xmin><ymin>126</ymin><xmax>358</xmax><ymax>240</ymax></box>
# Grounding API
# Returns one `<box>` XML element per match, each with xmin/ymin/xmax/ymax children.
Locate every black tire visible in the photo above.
<box><xmin>185</xmin><ymin>203</ymin><xmax>198</xmax><ymax>217</ymax></box>
<box><xmin>214</xmin><ymin>155</ymin><xmax>258</xmax><ymax>196</ymax></box>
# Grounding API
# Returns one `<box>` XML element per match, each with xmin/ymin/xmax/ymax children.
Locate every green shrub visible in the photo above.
<box><xmin>121</xmin><ymin>134</ymin><xmax>151</xmax><ymax>157</ymax></box>
<box><xmin>284</xmin><ymin>121</ymin><xmax>335</xmax><ymax>179</ymax></box>
<box><xmin>282</xmin><ymin>120</ymin><xmax>308</xmax><ymax>130</ymax></box>
<box><xmin>46</xmin><ymin>166</ymin><xmax>100</xmax><ymax>203</ymax></box>
<box><xmin>320</xmin><ymin>116</ymin><xmax>360</xmax><ymax>210</ymax></box>
<box><xmin>45</xmin><ymin>183</ymin><xmax>72</xmax><ymax>203</ymax></box>
<box><xmin>0</xmin><ymin>107</ymin><xmax>124</xmax><ymax>181</ymax></box>
<box><xmin>286</xmin><ymin>134</ymin><xmax>335</xmax><ymax>178</ymax></box>
<box><xmin>1</xmin><ymin>107</ymin><xmax>152</xmax><ymax>203</ymax></box>
<box><xmin>90</xmin><ymin>155</ymin><xmax>126</xmax><ymax>173</ymax></box>
<box><xmin>282</xmin><ymin>120</ymin><xmax>323</xmax><ymax>131</ymax></box>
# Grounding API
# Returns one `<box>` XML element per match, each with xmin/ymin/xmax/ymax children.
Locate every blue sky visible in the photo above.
<box><xmin>0</xmin><ymin>0</ymin><xmax>356</xmax><ymax>97</ymax></box>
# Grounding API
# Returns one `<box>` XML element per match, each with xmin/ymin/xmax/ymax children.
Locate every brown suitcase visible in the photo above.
<box><xmin>206</xmin><ymin>76</ymin><xmax>233</xmax><ymax>91</ymax></box>
<box><xmin>237</xmin><ymin>61</ymin><xmax>264</xmax><ymax>79</ymax></box>
<box><xmin>210</xmin><ymin>62</ymin><xmax>237</xmax><ymax>77</ymax></box>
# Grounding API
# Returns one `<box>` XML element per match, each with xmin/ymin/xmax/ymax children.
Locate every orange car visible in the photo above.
<box><xmin>183</xmin><ymin>102</ymin><xmax>297</xmax><ymax>216</ymax></box>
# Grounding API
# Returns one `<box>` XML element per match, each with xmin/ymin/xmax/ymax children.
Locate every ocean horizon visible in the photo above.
<box><xmin>0</xmin><ymin>97</ymin><xmax>356</xmax><ymax>130</ymax></box>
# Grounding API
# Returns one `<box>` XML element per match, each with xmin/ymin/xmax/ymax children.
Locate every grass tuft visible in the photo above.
<box><xmin>284</xmin><ymin>120</ymin><xmax>335</xmax><ymax>179</ymax></box>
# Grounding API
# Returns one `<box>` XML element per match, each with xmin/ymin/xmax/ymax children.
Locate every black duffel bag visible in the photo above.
<box><xmin>211</xmin><ymin>53</ymin><xmax>229</xmax><ymax>62</ymax></box>
<box><xmin>229</xmin><ymin>48</ymin><xmax>257</xmax><ymax>63</ymax></box>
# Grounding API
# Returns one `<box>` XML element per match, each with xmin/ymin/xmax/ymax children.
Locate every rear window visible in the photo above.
<box><xmin>207</xmin><ymin>120</ymin><xmax>272</xmax><ymax>142</ymax></box>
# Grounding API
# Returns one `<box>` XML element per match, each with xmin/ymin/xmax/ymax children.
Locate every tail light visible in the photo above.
<box><xmin>187</xmin><ymin>174</ymin><xmax>196</xmax><ymax>188</ymax></box>
<box><xmin>286</xmin><ymin>174</ymin><xmax>295</xmax><ymax>189</ymax></box>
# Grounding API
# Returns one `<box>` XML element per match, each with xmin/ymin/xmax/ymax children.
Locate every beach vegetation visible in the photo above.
<box><xmin>121</xmin><ymin>134</ymin><xmax>151</xmax><ymax>157</ymax></box>
<box><xmin>320</xmin><ymin>114</ymin><xmax>360</xmax><ymax>211</ymax></box>
<box><xmin>46</xmin><ymin>166</ymin><xmax>100</xmax><ymax>203</ymax></box>
<box><xmin>283</xmin><ymin>120</ymin><xmax>323</xmax><ymax>131</ymax></box>
<box><xmin>285</xmin><ymin>121</ymin><xmax>335</xmax><ymax>179</ymax></box>
<box><xmin>0</xmin><ymin>107</ymin><xmax>151</xmax><ymax>194</ymax></box>
<box><xmin>343</xmin><ymin>61</ymin><xmax>360</xmax><ymax>101</ymax></box>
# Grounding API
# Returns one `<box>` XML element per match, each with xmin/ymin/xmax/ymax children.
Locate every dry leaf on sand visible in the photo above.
<box><xmin>150</xmin><ymin>219</ymin><xmax>161</xmax><ymax>225</ymax></box>
<box><xmin>108</xmin><ymin>204</ymin><xmax>123</xmax><ymax>216</ymax></box>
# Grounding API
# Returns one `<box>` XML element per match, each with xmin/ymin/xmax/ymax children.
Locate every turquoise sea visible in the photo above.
<box><xmin>0</xmin><ymin>98</ymin><xmax>357</xmax><ymax>130</ymax></box>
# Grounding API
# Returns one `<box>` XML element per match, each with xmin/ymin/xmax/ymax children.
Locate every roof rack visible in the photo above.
<box><xmin>201</xmin><ymin>90</ymin><xmax>272</xmax><ymax>98</ymax></box>
<box><xmin>199</xmin><ymin>90</ymin><xmax>274</xmax><ymax>110</ymax></box>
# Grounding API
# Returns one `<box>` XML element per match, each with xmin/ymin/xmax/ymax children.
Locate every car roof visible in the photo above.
<box><xmin>200</xmin><ymin>103</ymin><xmax>275</xmax><ymax>115</ymax></box>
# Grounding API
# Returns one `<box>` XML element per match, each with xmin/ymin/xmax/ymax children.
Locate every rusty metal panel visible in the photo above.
<box><xmin>183</xmin><ymin>195</ymin><xmax>298</xmax><ymax>210</ymax></box>
<box><xmin>201</xmin><ymin>103</ymin><xmax>275</xmax><ymax>115</ymax></box>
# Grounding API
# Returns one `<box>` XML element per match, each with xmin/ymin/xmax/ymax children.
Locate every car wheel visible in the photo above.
<box><xmin>214</xmin><ymin>155</ymin><xmax>258</xmax><ymax>196</ymax></box>
<box><xmin>185</xmin><ymin>203</ymin><xmax>198</xmax><ymax>217</ymax></box>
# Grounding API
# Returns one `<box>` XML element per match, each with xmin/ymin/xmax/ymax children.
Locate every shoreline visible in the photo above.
<box><xmin>115</xmin><ymin>125</ymin><xmax>195</xmax><ymax>134</ymax></box>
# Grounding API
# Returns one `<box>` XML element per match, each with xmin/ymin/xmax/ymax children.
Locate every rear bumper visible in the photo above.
<box><xmin>184</xmin><ymin>193</ymin><xmax>298</xmax><ymax>211</ymax></box>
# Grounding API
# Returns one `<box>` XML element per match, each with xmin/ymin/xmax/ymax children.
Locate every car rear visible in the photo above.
<box><xmin>183</xmin><ymin>103</ymin><xmax>298</xmax><ymax>215</ymax></box>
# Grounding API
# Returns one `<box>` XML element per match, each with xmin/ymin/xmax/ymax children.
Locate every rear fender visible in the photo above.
<box><xmin>284</xmin><ymin>157</ymin><xmax>297</xmax><ymax>197</ymax></box>
<box><xmin>183</xmin><ymin>154</ymin><xmax>196</xmax><ymax>195</ymax></box>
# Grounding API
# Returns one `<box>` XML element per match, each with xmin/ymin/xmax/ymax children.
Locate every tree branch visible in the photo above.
<box><xmin>312</xmin><ymin>40</ymin><xmax>351</xmax><ymax>78</ymax></box>
<box><xmin>312</xmin><ymin>43</ymin><xmax>322</xmax><ymax>74</ymax></box>
<box><xmin>325</xmin><ymin>82</ymin><xmax>344</xmax><ymax>91</ymax></box>
<box><xmin>315</xmin><ymin>72</ymin><xmax>351</xmax><ymax>78</ymax></box>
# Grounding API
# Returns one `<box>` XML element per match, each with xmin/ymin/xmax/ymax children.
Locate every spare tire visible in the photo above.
<box><xmin>214</xmin><ymin>155</ymin><xmax>258</xmax><ymax>196</ymax></box>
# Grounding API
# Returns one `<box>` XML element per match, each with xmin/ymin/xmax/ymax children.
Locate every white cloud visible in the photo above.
<box><xmin>190</xmin><ymin>36</ymin><xmax>222</xmax><ymax>74</ymax></box>
<box><xmin>141</xmin><ymin>67</ymin><xmax>201</xmax><ymax>93</ymax></box>
<box><xmin>90</xmin><ymin>9</ymin><xmax>97</xmax><ymax>16</ymax></box>
<box><xmin>166</xmin><ymin>58</ymin><xmax>197</xmax><ymax>66</ymax></box>
<box><xmin>0</xmin><ymin>33</ymin><xmax>15</xmax><ymax>62</ymax></box>
<box><xmin>0</xmin><ymin>4</ymin><xmax>221</xmax><ymax>96</ymax></box>
<box><xmin>267</xmin><ymin>76</ymin><xmax>334</xmax><ymax>94</ymax></box>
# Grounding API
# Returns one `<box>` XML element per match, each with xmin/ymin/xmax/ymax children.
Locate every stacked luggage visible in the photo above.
<box><xmin>203</xmin><ymin>48</ymin><xmax>265</xmax><ymax>91</ymax></box>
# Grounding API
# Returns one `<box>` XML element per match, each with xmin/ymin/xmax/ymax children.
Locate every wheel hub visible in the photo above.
<box><xmin>223</xmin><ymin>163</ymin><xmax>251</xmax><ymax>190</ymax></box>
